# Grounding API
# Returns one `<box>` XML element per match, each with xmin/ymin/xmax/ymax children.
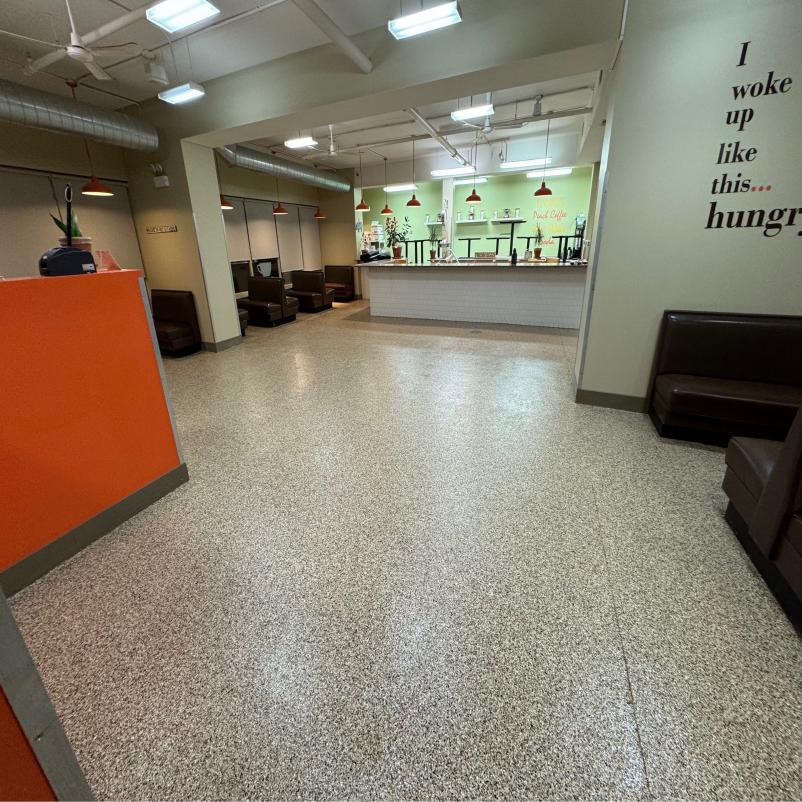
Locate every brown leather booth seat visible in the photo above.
<box><xmin>236</xmin><ymin>277</ymin><xmax>298</xmax><ymax>327</ymax></box>
<box><xmin>151</xmin><ymin>289</ymin><xmax>201</xmax><ymax>357</ymax></box>
<box><xmin>324</xmin><ymin>264</ymin><xmax>355</xmax><ymax>301</ymax></box>
<box><xmin>649</xmin><ymin>311</ymin><xmax>802</xmax><ymax>444</ymax></box>
<box><xmin>723</xmin><ymin>406</ymin><xmax>802</xmax><ymax>626</ymax></box>
<box><xmin>287</xmin><ymin>269</ymin><xmax>335</xmax><ymax>312</ymax></box>
<box><xmin>238</xmin><ymin>308</ymin><xmax>249</xmax><ymax>334</ymax></box>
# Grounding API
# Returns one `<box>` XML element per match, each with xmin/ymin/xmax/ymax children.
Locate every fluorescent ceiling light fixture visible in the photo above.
<box><xmin>453</xmin><ymin>176</ymin><xmax>488</xmax><ymax>185</ymax></box>
<box><xmin>158</xmin><ymin>81</ymin><xmax>205</xmax><ymax>104</ymax></box>
<box><xmin>284</xmin><ymin>136</ymin><xmax>318</xmax><ymax>149</ymax></box>
<box><xmin>451</xmin><ymin>103</ymin><xmax>494</xmax><ymax>122</ymax></box>
<box><xmin>384</xmin><ymin>183</ymin><xmax>418</xmax><ymax>193</ymax></box>
<box><xmin>430</xmin><ymin>165</ymin><xmax>475</xmax><ymax>177</ymax></box>
<box><xmin>388</xmin><ymin>1</ymin><xmax>461</xmax><ymax>40</ymax></box>
<box><xmin>146</xmin><ymin>0</ymin><xmax>220</xmax><ymax>33</ymax></box>
<box><xmin>500</xmin><ymin>157</ymin><xmax>552</xmax><ymax>170</ymax></box>
<box><xmin>527</xmin><ymin>167</ymin><xmax>573</xmax><ymax>178</ymax></box>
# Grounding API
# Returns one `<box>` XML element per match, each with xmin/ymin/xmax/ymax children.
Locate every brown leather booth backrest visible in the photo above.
<box><xmin>324</xmin><ymin>265</ymin><xmax>354</xmax><ymax>285</ymax></box>
<box><xmin>751</xmin><ymin>405</ymin><xmax>802</xmax><ymax>556</ymax></box>
<box><xmin>291</xmin><ymin>270</ymin><xmax>325</xmax><ymax>293</ymax></box>
<box><xmin>247</xmin><ymin>276</ymin><xmax>283</xmax><ymax>304</ymax></box>
<box><xmin>653</xmin><ymin>311</ymin><xmax>802</xmax><ymax>386</ymax></box>
<box><xmin>150</xmin><ymin>289</ymin><xmax>200</xmax><ymax>341</ymax></box>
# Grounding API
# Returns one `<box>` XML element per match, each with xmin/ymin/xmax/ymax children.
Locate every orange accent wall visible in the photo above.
<box><xmin>0</xmin><ymin>271</ymin><xmax>181</xmax><ymax>572</ymax></box>
<box><xmin>0</xmin><ymin>689</ymin><xmax>55</xmax><ymax>801</ymax></box>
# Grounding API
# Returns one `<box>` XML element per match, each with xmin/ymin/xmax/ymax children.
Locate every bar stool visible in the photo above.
<box><xmin>517</xmin><ymin>236</ymin><xmax>540</xmax><ymax>250</ymax></box>
<box><xmin>485</xmin><ymin>236</ymin><xmax>510</xmax><ymax>256</ymax></box>
<box><xmin>458</xmin><ymin>237</ymin><xmax>482</xmax><ymax>258</ymax></box>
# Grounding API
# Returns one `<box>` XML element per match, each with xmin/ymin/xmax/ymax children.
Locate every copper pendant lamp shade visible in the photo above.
<box><xmin>273</xmin><ymin>202</ymin><xmax>288</xmax><ymax>215</ymax></box>
<box><xmin>407</xmin><ymin>139</ymin><xmax>421</xmax><ymax>208</ymax></box>
<box><xmin>534</xmin><ymin>120</ymin><xmax>553</xmax><ymax>197</ymax></box>
<box><xmin>465</xmin><ymin>136</ymin><xmax>481</xmax><ymax>203</ymax></box>
<box><xmin>355</xmin><ymin>151</ymin><xmax>369</xmax><ymax>212</ymax></box>
<box><xmin>81</xmin><ymin>176</ymin><xmax>114</xmax><ymax>197</ymax></box>
<box><xmin>220</xmin><ymin>193</ymin><xmax>234</xmax><ymax>209</ymax></box>
<box><xmin>380</xmin><ymin>157</ymin><xmax>393</xmax><ymax>216</ymax></box>
<box><xmin>314</xmin><ymin>207</ymin><xmax>326</xmax><ymax>219</ymax></box>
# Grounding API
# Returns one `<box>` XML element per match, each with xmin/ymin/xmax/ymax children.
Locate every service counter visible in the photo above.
<box><xmin>0</xmin><ymin>270</ymin><xmax>187</xmax><ymax>594</ymax></box>
<box><xmin>360</xmin><ymin>261</ymin><xmax>588</xmax><ymax>328</ymax></box>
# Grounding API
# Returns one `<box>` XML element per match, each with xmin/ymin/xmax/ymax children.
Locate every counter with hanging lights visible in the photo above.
<box><xmin>358</xmin><ymin>258</ymin><xmax>587</xmax><ymax>329</ymax></box>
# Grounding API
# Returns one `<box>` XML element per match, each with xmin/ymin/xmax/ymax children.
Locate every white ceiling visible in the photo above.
<box><xmin>243</xmin><ymin>72</ymin><xmax>599</xmax><ymax>181</ymax></box>
<box><xmin>0</xmin><ymin>0</ymin><xmax>396</xmax><ymax>108</ymax></box>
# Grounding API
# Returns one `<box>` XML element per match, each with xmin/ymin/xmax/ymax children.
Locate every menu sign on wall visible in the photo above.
<box><xmin>705</xmin><ymin>41</ymin><xmax>800</xmax><ymax>239</ymax></box>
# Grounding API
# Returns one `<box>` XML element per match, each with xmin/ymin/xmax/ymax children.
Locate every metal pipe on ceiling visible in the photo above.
<box><xmin>290</xmin><ymin>0</ymin><xmax>372</xmax><ymax>73</ymax></box>
<box><xmin>0</xmin><ymin>79</ymin><xmax>158</xmax><ymax>150</ymax></box>
<box><xmin>405</xmin><ymin>107</ymin><xmax>468</xmax><ymax>166</ymax></box>
<box><xmin>217</xmin><ymin>144</ymin><xmax>351</xmax><ymax>192</ymax></box>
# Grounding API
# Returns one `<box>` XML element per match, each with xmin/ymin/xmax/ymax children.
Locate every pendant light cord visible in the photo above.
<box><xmin>67</xmin><ymin>80</ymin><xmax>96</xmax><ymax>177</ymax></box>
<box><xmin>543</xmin><ymin>119</ymin><xmax>551</xmax><ymax>179</ymax></box>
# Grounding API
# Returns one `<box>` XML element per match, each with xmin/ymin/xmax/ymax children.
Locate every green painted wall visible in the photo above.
<box><xmin>361</xmin><ymin>180</ymin><xmax>443</xmax><ymax>250</ymax></box>
<box><xmin>451</xmin><ymin>167</ymin><xmax>593</xmax><ymax>258</ymax></box>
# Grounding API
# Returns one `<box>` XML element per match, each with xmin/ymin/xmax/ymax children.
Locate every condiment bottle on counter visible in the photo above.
<box><xmin>511</xmin><ymin>248</ymin><xmax>518</xmax><ymax>266</ymax></box>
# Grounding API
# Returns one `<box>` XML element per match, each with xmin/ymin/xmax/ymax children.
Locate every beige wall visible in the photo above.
<box><xmin>318</xmin><ymin>178</ymin><xmax>358</xmax><ymax>267</ymax></box>
<box><xmin>577</xmin><ymin>0</ymin><xmax>802</xmax><ymax>402</ymax></box>
<box><xmin>217</xmin><ymin>154</ymin><xmax>319</xmax><ymax>206</ymax></box>
<box><xmin>0</xmin><ymin>121</ymin><xmax>128</xmax><ymax>179</ymax></box>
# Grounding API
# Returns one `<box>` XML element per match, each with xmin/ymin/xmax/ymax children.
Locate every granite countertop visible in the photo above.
<box><xmin>360</xmin><ymin>260</ymin><xmax>588</xmax><ymax>270</ymax></box>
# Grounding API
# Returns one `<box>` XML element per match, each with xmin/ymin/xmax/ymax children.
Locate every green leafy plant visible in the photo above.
<box><xmin>427</xmin><ymin>222</ymin><xmax>442</xmax><ymax>244</ymax></box>
<box><xmin>50</xmin><ymin>212</ymin><xmax>82</xmax><ymax>239</ymax></box>
<box><xmin>385</xmin><ymin>216</ymin><xmax>411</xmax><ymax>246</ymax></box>
<box><xmin>533</xmin><ymin>224</ymin><xmax>544</xmax><ymax>245</ymax></box>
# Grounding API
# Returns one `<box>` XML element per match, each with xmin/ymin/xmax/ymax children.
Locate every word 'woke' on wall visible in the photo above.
<box><xmin>705</xmin><ymin>41</ymin><xmax>801</xmax><ymax>238</ymax></box>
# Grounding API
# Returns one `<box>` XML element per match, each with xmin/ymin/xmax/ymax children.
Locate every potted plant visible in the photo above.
<box><xmin>427</xmin><ymin>222</ymin><xmax>442</xmax><ymax>261</ymax></box>
<box><xmin>385</xmin><ymin>216</ymin><xmax>411</xmax><ymax>259</ymax></box>
<box><xmin>532</xmin><ymin>224</ymin><xmax>544</xmax><ymax>259</ymax></box>
<box><xmin>51</xmin><ymin>211</ymin><xmax>92</xmax><ymax>252</ymax></box>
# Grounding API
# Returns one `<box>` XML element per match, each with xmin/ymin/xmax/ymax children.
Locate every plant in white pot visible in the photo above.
<box><xmin>50</xmin><ymin>211</ymin><xmax>92</xmax><ymax>252</ymax></box>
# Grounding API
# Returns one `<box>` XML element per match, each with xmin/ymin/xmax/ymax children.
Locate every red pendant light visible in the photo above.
<box><xmin>220</xmin><ymin>194</ymin><xmax>234</xmax><ymax>210</ymax></box>
<box><xmin>380</xmin><ymin>157</ymin><xmax>393</xmax><ymax>216</ymax></box>
<box><xmin>82</xmin><ymin>176</ymin><xmax>115</xmax><ymax>197</ymax></box>
<box><xmin>67</xmin><ymin>81</ymin><xmax>114</xmax><ymax>199</ymax></box>
<box><xmin>355</xmin><ymin>151</ymin><xmax>370</xmax><ymax>213</ymax></box>
<box><xmin>407</xmin><ymin>139</ymin><xmax>421</xmax><ymax>207</ymax></box>
<box><xmin>314</xmin><ymin>207</ymin><xmax>326</xmax><ymax>219</ymax></box>
<box><xmin>534</xmin><ymin>120</ymin><xmax>553</xmax><ymax>197</ymax></box>
<box><xmin>272</xmin><ymin>176</ymin><xmax>288</xmax><ymax>215</ymax></box>
<box><xmin>465</xmin><ymin>136</ymin><xmax>481</xmax><ymax>203</ymax></box>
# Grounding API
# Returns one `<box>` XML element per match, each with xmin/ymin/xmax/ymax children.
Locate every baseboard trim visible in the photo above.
<box><xmin>202</xmin><ymin>335</ymin><xmax>242</xmax><ymax>352</ymax></box>
<box><xmin>575</xmin><ymin>388</ymin><xmax>648</xmax><ymax>413</ymax></box>
<box><xmin>0</xmin><ymin>463</ymin><xmax>188</xmax><ymax>597</ymax></box>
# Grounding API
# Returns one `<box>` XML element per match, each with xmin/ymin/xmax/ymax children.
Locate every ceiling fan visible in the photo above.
<box><xmin>13</xmin><ymin>0</ymin><xmax>142</xmax><ymax>81</ymax></box>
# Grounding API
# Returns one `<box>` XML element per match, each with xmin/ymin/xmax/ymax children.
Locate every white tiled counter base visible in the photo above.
<box><xmin>368</xmin><ymin>266</ymin><xmax>587</xmax><ymax>328</ymax></box>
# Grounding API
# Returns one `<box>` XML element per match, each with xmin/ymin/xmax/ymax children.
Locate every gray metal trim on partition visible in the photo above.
<box><xmin>575</xmin><ymin>387</ymin><xmax>647</xmax><ymax>413</ymax></box>
<box><xmin>0</xmin><ymin>464</ymin><xmax>188</xmax><ymax>597</ymax></box>
<box><xmin>202</xmin><ymin>334</ymin><xmax>242</xmax><ymax>352</ymax></box>
<box><xmin>0</xmin><ymin>589</ymin><xmax>94</xmax><ymax>800</ymax></box>
<box><xmin>138</xmin><ymin>276</ymin><xmax>185</xmax><ymax>463</ymax></box>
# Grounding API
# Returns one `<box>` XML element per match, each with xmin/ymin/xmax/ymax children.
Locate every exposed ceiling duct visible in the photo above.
<box><xmin>0</xmin><ymin>79</ymin><xmax>158</xmax><ymax>150</ymax></box>
<box><xmin>217</xmin><ymin>144</ymin><xmax>351</xmax><ymax>192</ymax></box>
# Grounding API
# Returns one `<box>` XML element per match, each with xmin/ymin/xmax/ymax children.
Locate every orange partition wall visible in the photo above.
<box><xmin>0</xmin><ymin>271</ymin><xmax>182</xmax><ymax>574</ymax></box>
<box><xmin>0</xmin><ymin>689</ymin><xmax>55</xmax><ymax>802</ymax></box>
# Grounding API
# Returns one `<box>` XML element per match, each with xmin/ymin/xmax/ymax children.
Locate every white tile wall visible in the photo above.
<box><xmin>368</xmin><ymin>267</ymin><xmax>587</xmax><ymax>328</ymax></box>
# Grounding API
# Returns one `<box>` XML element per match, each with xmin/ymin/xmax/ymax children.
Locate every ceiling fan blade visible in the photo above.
<box><xmin>0</xmin><ymin>29</ymin><xmax>62</xmax><ymax>48</ymax></box>
<box><xmin>90</xmin><ymin>44</ymin><xmax>142</xmax><ymax>58</ymax></box>
<box><xmin>25</xmin><ymin>48</ymin><xmax>68</xmax><ymax>74</ymax></box>
<box><xmin>85</xmin><ymin>60</ymin><xmax>113</xmax><ymax>81</ymax></box>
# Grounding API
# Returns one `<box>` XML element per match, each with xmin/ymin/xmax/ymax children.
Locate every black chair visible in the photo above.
<box><xmin>150</xmin><ymin>289</ymin><xmax>202</xmax><ymax>357</ymax></box>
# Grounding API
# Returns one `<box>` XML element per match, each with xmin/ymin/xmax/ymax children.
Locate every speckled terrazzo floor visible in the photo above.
<box><xmin>10</xmin><ymin>301</ymin><xmax>802</xmax><ymax>801</ymax></box>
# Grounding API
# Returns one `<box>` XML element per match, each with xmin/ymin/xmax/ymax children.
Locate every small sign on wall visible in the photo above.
<box><xmin>145</xmin><ymin>224</ymin><xmax>178</xmax><ymax>234</ymax></box>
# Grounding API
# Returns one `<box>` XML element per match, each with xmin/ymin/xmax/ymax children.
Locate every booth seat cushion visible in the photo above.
<box><xmin>725</xmin><ymin>437</ymin><xmax>783</xmax><ymax>500</ymax></box>
<box><xmin>654</xmin><ymin>374</ymin><xmax>802</xmax><ymax>426</ymax></box>
<box><xmin>154</xmin><ymin>320</ymin><xmax>193</xmax><ymax>344</ymax></box>
<box><xmin>237</xmin><ymin>298</ymin><xmax>281</xmax><ymax>320</ymax></box>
